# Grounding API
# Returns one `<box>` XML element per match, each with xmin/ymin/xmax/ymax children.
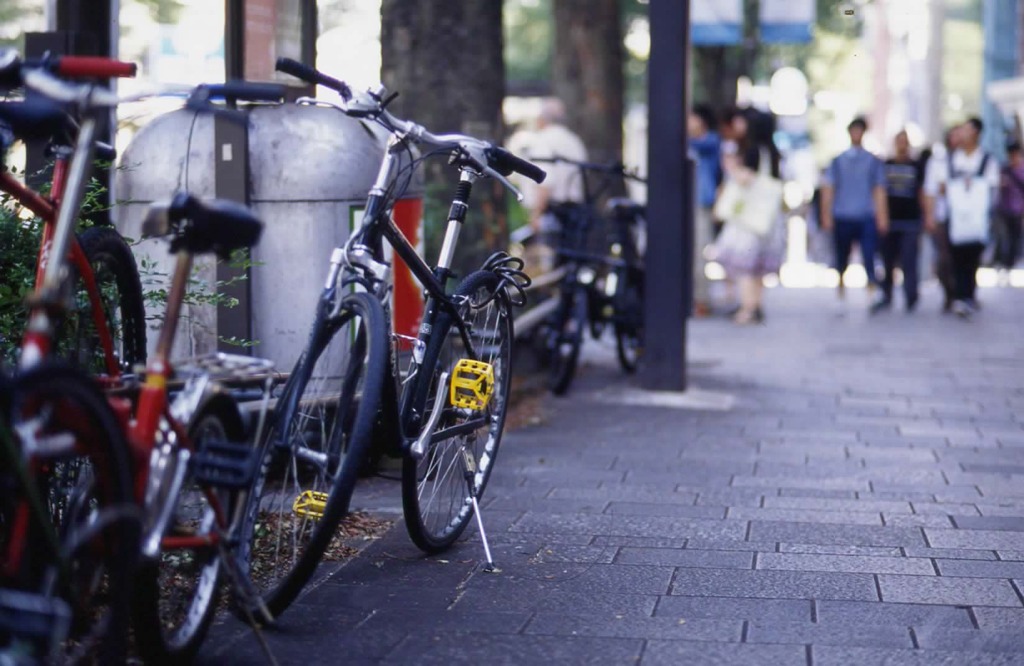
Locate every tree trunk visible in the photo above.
<box><xmin>380</xmin><ymin>1</ymin><xmax>506</xmax><ymax>275</ymax></box>
<box><xmin>550</xmin><ymin>0</ymin><xmax>624</xmax><ymax>167</ymax></box>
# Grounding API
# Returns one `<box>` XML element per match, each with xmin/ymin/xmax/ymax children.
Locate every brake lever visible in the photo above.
<box><xmin>484</xmin><ymin>165</ymin><xmax>524</xmax><ymax>202</ymax></box>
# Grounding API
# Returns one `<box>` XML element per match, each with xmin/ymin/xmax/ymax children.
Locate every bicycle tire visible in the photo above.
<box><xmin>60</xmin><ymin>226</ymin><xmax>147</xmax><ymax>373</ymax></box>
<box><xmin>2</xmin><ymin>363</ymin><xmax>136</xmax><ymax>664</ymax></box>
<box><xmin>238</xmin><ymin>291</ymin><xmax>386</xmax><ymax>620</ymax></box>
<box><xmin>548</xmin><ymin>283</ymin><xmax>587</xmax><ymax>395</ymax></box>
<box><xmin>614</xmin><ymin>269</ymin><xmax>643</xmax><ymax>374</ymax></box>
<box><xmin>131</xmin><ymin>401</ymin><xmax>244</xmax><ymax>664</ymax></box>
<box><xmin>401</xmin><ymin>270</ymin><xmax>513</xmax><ymax>553</ymax></box>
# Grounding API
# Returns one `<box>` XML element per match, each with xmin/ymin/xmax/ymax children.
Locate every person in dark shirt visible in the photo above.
<box><xmin>994</xmin><ymin>141</ymin><xmax>1024</xmax><ymax>272</ymax></box>
<box><xmin>874</xmin><ymin>129</ymin><xmax>928</xmax><ymax>312</ymax></box>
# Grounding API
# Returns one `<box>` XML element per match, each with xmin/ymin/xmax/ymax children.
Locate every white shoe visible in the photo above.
<box><xmin>951</xmin><ymin>300</ymin><xmax>971</xmax><ymax>318</ymax></box>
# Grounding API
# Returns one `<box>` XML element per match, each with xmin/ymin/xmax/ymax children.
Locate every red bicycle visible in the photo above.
<box><xmin>0</xmin><ymin>53</ymin><xmax>142</xmax><ymax>663</ymax></box>
<box><xmin>0</xmin><ymin>50</ymin><xmax>146</xmax><ymax>376</ymax></box>
<box><xmin>2</xmin><ymin>56</ymin><xmax>284</xmax><ymax>663</ymax></box>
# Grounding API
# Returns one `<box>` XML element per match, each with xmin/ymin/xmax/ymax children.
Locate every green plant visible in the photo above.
<box><xmin>137</xmin><ymin>248</ymin><xmax>259</xmax><ymax>349</ymax></box>
<box><xmin>0</xmin><ymin>173</ymin><xmax>43</xmax><ymax>365</ymax></box>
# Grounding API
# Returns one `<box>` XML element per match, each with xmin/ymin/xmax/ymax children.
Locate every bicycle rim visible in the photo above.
<box><xmin>549</xmin><ymin>285</ymin><xmax>587</xmax><ymax>395</ymax></box>
<box><xmin>2</xmin><ymin>364</ymin><xmax>135</xmax><ymax>663</ymax></box>
<box><xmin>241</xmin><ymin>292</ymin><xmax>385</xmax><ymax>618</ymax></box>
<box><xmin>402</xmin><ymin>271</ymin><xmax>512</xmax><ymax>553</ymax></box>
<box><xmin>133</xmin><ymin>416</ymin><xmax>226</xmax><ymax>664</ymax></box>
<box><xmin>58</xmin><ymin>228</ymin><xmax>146</xmax><ymax>374</ymax></box>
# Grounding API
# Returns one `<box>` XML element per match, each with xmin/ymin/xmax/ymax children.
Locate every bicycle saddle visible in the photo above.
<box><xmin>0</xmin><ymin>100</ymin><xmax>117</xmax><ymax>161</ymax></box>
<box><xmin>142</xmin><ymin>192</ymin><xmax>263</xmax><ymax>259</ymax></box>
<box><xmin>0</xmin><ymin>99</ymin><xmax>68</xmax><ymax>142</ymax></box>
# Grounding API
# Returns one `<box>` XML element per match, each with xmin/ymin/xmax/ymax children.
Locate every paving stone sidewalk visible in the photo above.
<box><xmin>203</xmin><ymin>284</ymin><xmax>1024</xmax><ymax>665</ymax></box>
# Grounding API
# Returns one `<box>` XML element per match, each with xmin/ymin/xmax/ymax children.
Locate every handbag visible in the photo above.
<box><xmin>713</xmin><ymin>172</ymin><xmax>783</xmax><ymax>238</ymax></box>
<box><xmin>947</xmin><ymin>151</ymin><xmax>993</xmax><ymax>245</ymax></box>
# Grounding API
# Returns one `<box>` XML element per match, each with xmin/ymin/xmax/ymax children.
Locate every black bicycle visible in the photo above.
<box><xmin>532</xmin><ymin>158</ymin><xmax>646</xmax><ymax>393</ymax></box>
<box><xmin>240</xmin><ymin>58</ymin><xmax>543</xmax><ymax>620</ymax></box>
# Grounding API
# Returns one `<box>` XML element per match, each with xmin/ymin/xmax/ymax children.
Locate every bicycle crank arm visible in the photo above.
<box><xmin>409</xmin><ymin>371</ymin><xmax>449</xmax><ymax>460</ymax></box>
<box><xmin>430</xmin><ymin>416</ymin><xmax>488</xmax><ymax>444</ymax></box>
<box><xmin>141</xmin><ymin>447</ymin><xmax>191</xmax><ymax>559</ymax></box>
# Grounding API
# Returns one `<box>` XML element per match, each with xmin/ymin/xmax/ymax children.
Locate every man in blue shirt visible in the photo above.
<box><xmin>689</xmin><ymin>104</ymin><xmax>721</xmax><ymax>316</ymax></box>
<box><xmin>820</xmin><ymin>117</ymin><xmax>890</xmax><ymax>303</ymax></box>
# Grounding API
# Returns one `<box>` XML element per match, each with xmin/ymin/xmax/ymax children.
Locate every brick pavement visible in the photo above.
<box><xmin>202</xmin><ymin>284</ymin><xmax>1024</xmax><ymax>665</ymax></box>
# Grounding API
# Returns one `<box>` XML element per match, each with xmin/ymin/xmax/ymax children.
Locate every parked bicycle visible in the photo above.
<box><xmin>0</xmin><ymin>53</ymin><xmax>145</xmax><ymax>664</ymax></box>
<box><xmin>2</xmin><ymin>63</ymin><xmax>285</xmax><ymax>663</ymax></box>
<box><xmin>530</xmin><ymin>157</ymin><xmax>646</xmax><ymax>394</ymax></box>
<box><xmin>0</xmin><ymin>50</ymin><xmax>146</xmax><ymax>376</ymax></box>
<box><xmin>240</xmin><ymin>58</ymin><xmax>543</xmax><ymax>620</ymax></box>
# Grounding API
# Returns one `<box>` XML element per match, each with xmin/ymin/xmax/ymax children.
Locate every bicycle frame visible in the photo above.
<box><xmin>318</xmin><ymin>136</ymin><xmax>486</xmax><ymax>446</ymax></box>
<box><xmin>1</xmin><ymin>123</ymin><xmax>121</xmax><ymax>377</ymax></box>
<box><xmin>128</xmin><ymin>250</ymin><xmax>234</xmax><ymax>557</ymax></box>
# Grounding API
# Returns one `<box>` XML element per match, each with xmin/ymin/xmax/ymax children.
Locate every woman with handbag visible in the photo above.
<box><xmin>711</xmin><ymin>109</ymin><xmax>785</xmax><ymax>325</ymax></box>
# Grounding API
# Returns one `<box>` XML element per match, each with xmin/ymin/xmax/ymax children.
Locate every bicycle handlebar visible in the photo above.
<box><xmin>0</xmin><ymin>50</ymin><xmax>137</xmax><ymax>89</ymax></box>
<box><xmin>200</xmin><ymin>81</ymin><xmax>286</xmax><ymax>103</ymax></box>
<box><xmin>275</xmin><ymin>58</ymin><xmax>546</xmax><ymax>187</ymax></box>
<box><xmin>530</xmin><ymin>155</ymin><xmax>646</xmax><ymax>183</ymax></box>
<box><xmin>52</xmin><ymin>56</ymin><xmax>137</xmax><ymax>79</ymax></box>
<box><xmin>275</xmin><ymin>57</ymin><xmax>352</xmax><ymax>100</ymax></box>
<box><xmin>20</xmin><ymin>69</ymin><xmax>249</xmax><ymax>126</ymax></box>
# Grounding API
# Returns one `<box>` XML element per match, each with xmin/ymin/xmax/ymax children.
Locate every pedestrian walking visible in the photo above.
<box><xmin>820</xmin><ymin>117</ymin><xmax>889</xmax><ymax>308</ymax></box>
<box><xmin>924</xmin><ymin>117</ymin><xmax>999</xmax><ymax>318</ymax></box>
<box><xmin>689</xmin><ymin>104</ymin><xmax>721</xmax><ymax>318</ymax></box>
<box><xmin>710</xmin><ymin>109</ymin><xmax>784</xmax><ymax>325</ymax></box>
<box><xmin>922</xmin><ymin>127</ymin><xmax>960</xmax><ymax>310</ymax></box>
<box><xmin>873</xmin><ymin>130</ymin><xmax>927</xmax><ymax>313</ymax></box>
<box><xmin>993</xmin><ymin>141</ymin><xmax>1024</xmax><ymax>274</ymax></box>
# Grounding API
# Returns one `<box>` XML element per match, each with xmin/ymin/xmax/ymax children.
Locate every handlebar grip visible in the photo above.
<box><xmin>203</xmin><ymin>81</ymin><xmax>286</xmax><ymax>102</ymax></box>
<box><xmin>490</xmin><ymin>147</ymin><xmax>546</xmax><ymax>184</ymax></box>
<box><xmin>54</xmin><ymin>56</ymin><xmax>137</xmax><ymax>79</ymax></box>
<box><xmin>275</xmin><ymin>57</ymin><xmax>351</xmax><ymax>100</ymax></box>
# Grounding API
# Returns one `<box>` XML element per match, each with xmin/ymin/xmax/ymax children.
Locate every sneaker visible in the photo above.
<box><xmin>951</xmin><ymin>300</ymin><xmax>972</xmax><ymax>318</ymax></box>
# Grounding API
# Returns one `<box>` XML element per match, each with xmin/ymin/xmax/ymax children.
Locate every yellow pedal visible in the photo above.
<box><xmin>450</xmin><ymin>359</ymin><xmax>495</xmax><ymax>411</ymax></box>
<box><xmin>292</xmin><ymin>490</ymin><xmax>328</xmax><ymax>519</ymax></box>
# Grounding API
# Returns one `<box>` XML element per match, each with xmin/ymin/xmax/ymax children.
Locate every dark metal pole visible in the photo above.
<box><xmin>225</xmin><ymin>0</ymin><xmax>245</xmax><ymax>80</ymax></box>
<box><xmin>28</xmin><ymin>1</ymin><xmax>115</xmax><ymax>222</ymax></box>
<box><xmin>641</xmin><ymin>0</ymin><xmax>690</xmax><ymax>391</ymax></box>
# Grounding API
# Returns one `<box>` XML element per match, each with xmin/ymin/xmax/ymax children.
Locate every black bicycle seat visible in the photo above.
<box><xmin>0</xmin><ymin>99</ymin><xmax>70</xmax><ymax>142</ymax></box>
<box><xmin>142</xmin><ymin>192</ymin><xmax>263</xmax><ymax>258</ymax></box>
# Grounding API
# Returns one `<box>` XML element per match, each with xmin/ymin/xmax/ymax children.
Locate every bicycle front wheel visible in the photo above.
<box><xmin>2</xmin><ymin>363</ymin><xmax>136</xmax><ymax>664</ymax></box>
<box><xmin>401</xmin><ymin>270</ymin><xmax>513</xmax><ymax>553</ymax></box>
<box><xmin>614</xmin><ymin>268</ymin><xmax>644</xmax><ymax>373</ymax></box>
<box><xmin>548</xmin><ymin>283</ymin><xmax>587</xmax><ymax>395</ymax></box>
<box><xmin>240</xmin><ymin>291</ymin><xmax>386</xmax><ymax>619</ymax></box>
<box><xmin>59</xmin><ymin>226</ymin><xmax>147</xmax><ymax>374</ymax></box>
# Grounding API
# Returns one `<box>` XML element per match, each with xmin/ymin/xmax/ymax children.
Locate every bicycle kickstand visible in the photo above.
<box><xmin>461</xmin><ymin>447</ymin><xmax>499</xmax><ymax>573</ymax></box>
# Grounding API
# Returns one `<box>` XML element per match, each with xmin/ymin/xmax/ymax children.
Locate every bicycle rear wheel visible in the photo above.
<box><xmin>401</xmin><ymin>270</ymin><xmax>512</xmax><ymax>553</ymax></box>
<box><xmin>1</xmin><ymin>363</ymin><xmax>136</xmax><ymax>664</ymax></box>
<box><xmin>240</xmin><ymin>291</ymin><xmax>386</xmax><ymax>619</ymax></box>
<box><xmin>132</xmin><ymin>401</ymin><xmax>244</xmax><ymax>664</ymax></box>
<box><xmin>58</xmin><ymin>227</ymin><xmax>147</xmax><ymax>374</ymax></box>
<box><xmin>614</xmin><ymin>268</ymin><xmax>643</xmax><ymax>373</ymax></box>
